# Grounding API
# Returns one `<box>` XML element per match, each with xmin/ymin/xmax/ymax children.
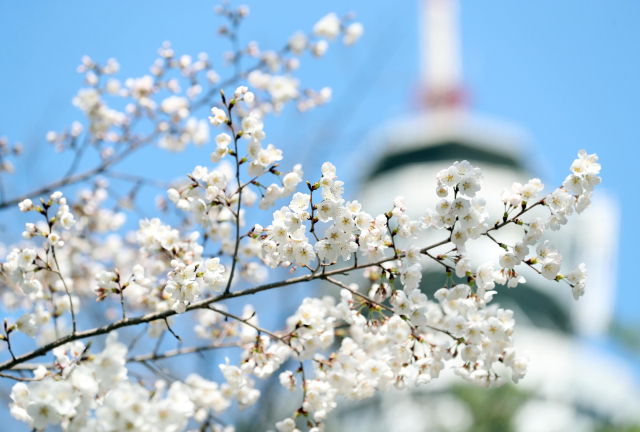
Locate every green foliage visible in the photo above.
<box><xmin>450</xmin><ymin>384</ymin><xmax>529</xmax><ymax>432</ymax></box>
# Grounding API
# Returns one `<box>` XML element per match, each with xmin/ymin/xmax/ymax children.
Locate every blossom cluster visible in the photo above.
<box><xmin>7</xmin><ymin>332</ymin><xmax>244</xmax><ymax>431</ymax></box>
<box><xmin>0</xmin><ymin>4</ymin><xmax>605</xmax><ymax>432</ymax></box>
<box><xmin>1</xmin><ymin>142</ymin><xmax>601</xmax><ymax>432</ymax></box>
<box><xmin>41</xmin><ymin>3</ymin><xmax>362</xmax><ymax>166</ymax></box>
<box><xmin>1</xmin><ymin>192</ymin><xmax>79</xmax><ymax>334</ymax></box>
<box><xmin>252</xmin><ymin>149</ymin><xmax>602</xmax><ymax>430</ymax></box>
<box><xmin>494</xmin><ymin>151</ymin><xmax>600</xmax><ymax>299</ymax></box>
<box><xmin>165</xmin><ymin>258</ymin><xmax>226</xmax><ymax>313</ymax></box>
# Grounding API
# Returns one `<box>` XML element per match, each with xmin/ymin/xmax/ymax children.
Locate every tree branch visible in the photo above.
<box><xmin>0</xmin><ymin>234</ymin><xmax>454</xmax><ymax>373</ymax></box>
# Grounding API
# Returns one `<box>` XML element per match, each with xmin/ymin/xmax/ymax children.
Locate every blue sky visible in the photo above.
<box><xmin>2</xmin><ymin>0</ymin><xmax>636</xmax><ymax>320</ymax></box>
<box><xmin>0</xmin><ymin>1</ymin><xmax>638</xmax><ymax>326</ymax></box>
<box><xmin>0</xmin><ymin>0</ymin><xmax>639</xmax><ymax>429</ymax></box>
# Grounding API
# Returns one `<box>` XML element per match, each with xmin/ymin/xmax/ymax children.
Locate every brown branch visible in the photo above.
<box><xmin>8</xmin><ymin>341</ymin><xmax>240</xmax><ymax>371</ymax></box>
<box><xmin>0</xmin><ymin>136</ymin><xmax>153</xmax><ymax>211</ymax></box>
<box><xmin>485</xmin><ymin>199</ymin><xmax>544</xmax><ymax>234</ymax></box>
<box><xmin>324</xmin><ymin>276</ymin><xmax>393</xmax><ymax>313</ymax></box>
<box><xmin>127</xmin><ymin>341</ymin><xmax>240</xmax><ymax>363</ymax></box>
<box><xmin>104</xmin><ymin>171</ymin><xmax>172</xmax><ymax>189</ymax></box>
<box><xmin>425</xmin><ymin>251</ymin><xmax>454</xmax><ymax>271</ymax></box>
<box><xmin>208</xmin><ymin>306</ymin><xmax>283</xmax><ymax>341</ymax></box>
<box><xmin>0</xmin><ymin>372</ymin><xmax>39</xmax><ymax>382</ymax></box>
<box><xmin>50</xmin><ymin>247</ymin><xmax>77</xmax><ymax>334</ymax></box>
<box><xmin>323</xmin><ymin>276</ymin><xmax>456</xmax><ymax>339</ymax></box>
<box><xmin>164</xmin><ymin>318</ymin><xmax>181</xmax><ymax>341</ymax></box>
<box><xmin>0</xmin><ymin>236</ymin><xmax>453</xmax><ymax>373</ymax></box>
<box><xmin>222</xmin><ymin>94</ymin><xmax>242</xmax><ymax>296</ymax></box>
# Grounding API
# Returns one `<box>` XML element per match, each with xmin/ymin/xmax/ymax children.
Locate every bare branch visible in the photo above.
<box><xmin>207</xmin><ymin>306</ymin><xmax>283</xmax><ymax>341</ymax></box>
<box><xmin>127</xmin><ymin>341</ymin><xmax>239</xmax><ymax>363</ymax></box>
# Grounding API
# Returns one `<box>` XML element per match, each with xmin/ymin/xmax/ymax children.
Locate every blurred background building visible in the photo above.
<box><xmin>333</xmin><ymin>1</ymin><xmax>640</xmax><ymax>431</ymax></box>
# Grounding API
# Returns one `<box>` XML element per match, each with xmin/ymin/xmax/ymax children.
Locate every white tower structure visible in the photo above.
<box><xmin>358</xmin><ymin>0</ymin><xmax>619</xmax><ymax>338</ymax></box>
<box><xmin>421</xmin><ymin>0</ymin><xmax>464</xmax><ymax>109</ymax></box>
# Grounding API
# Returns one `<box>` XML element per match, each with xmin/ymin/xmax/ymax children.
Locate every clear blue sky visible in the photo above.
<box><xmin>0</xmin><ymin>0</ymin><xmax>639</xmax><ymax>429</ymax></box>
<box><xmin>0</xmin><ymin>0</ymin><xmax>638</xmax><ymax>329</ymax></box>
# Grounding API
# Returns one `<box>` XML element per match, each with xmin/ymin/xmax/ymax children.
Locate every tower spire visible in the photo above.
<box><xmin>420</xmin><ymin>0</ymin><xmax>465</xmax><ymax>109</ymax></box>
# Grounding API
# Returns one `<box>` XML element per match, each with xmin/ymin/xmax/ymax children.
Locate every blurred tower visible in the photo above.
<box><xmin>338</xmin><ymin>1</ymin><xmax>638</xmax><ymax>430</ymax></box>
<box><xmin>358</xmin><ymin>0</ymin><xmax>618</xmax><ymax>337</ymax></box>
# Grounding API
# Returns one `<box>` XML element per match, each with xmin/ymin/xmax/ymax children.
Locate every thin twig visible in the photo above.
<box><xmin>51</xmin><ymin>246</ymin><xmax>76</xmax><ymax>334</ymax></box>
<box><xmin>127</xmin><ymin>325</ymin><xmax>148</xmax><ymax>351</ymax></box>
<box><xmin>63</xmin><ymin>133</ymin><xmax>91</xmax><ymax>179</ymax></box>
<box><xmin>208</xmin><ymin>306</ymin><xmax>283</xmax><ymax>341</ymax></box>
<box><xmin>0</xmin><ymin>136</ymin><xmax>153</xmax><ymax>211</ymax></box>
<box><xmin>323</xmin><ymin>276</ymin><xmax>456</xmax><ymax>339</ymax></box>
<box><xmin>119</xmin><ymin>292</ymin><xmax>127</xmax><ymax>319</ymax></box>
<box><xmin>164</xmin><ymin>318</ymin><xmax>181</xmax><ymax>341</ymax></box>
<box><xmin>0</xmin><ymin>372</ymin><xmax>38</xmax><ymax>382</ymax></box>
<box><xmin>485</xmin><ymin>200</ymin><xmax>544</xmax><ymax>234</ymax></box>
<box><xmin>223</xmin><ymin>97</ymin><xmax>242</xmax><ymax>296</ymax></box>
<box><xmin>104</xmin><ymin>171</ymin><xmax>171</xmax><ymax>189</ymax></box>
<box><xmin>324</xmin><ymin>276</ymin><xmax>393</xmax><ymax>314</ymax></box>
<box><xmin>127</xmin><ymin>342</ymin><xmax>239</xmax><ymax>363</ymax></box>
<box><xmin>153</xmin><ymin>331</ymin><xmax>166</xmax><ymax>356</ymax></box>
<box><xmin>299</xmin><ymin>361</ymin><xmax>307</xmax><ymax>404</ymax></box>
<box><xmin>425</xmin><ymin>251</ymin><xmax>454</xmax><ymax>271</ymax></box>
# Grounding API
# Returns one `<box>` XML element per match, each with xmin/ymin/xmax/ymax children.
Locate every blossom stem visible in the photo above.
<box><xmin>119</xmin><ymin>288</ymin><xmax>127</xmax><ymax>320</ymax></box>
<box><xmin>223</xmin><ymin>99</ymin><xmax>242</xmax><ymax>296</ymax></box>
<box><xmin>208</xmin><ymin>306</ymin><xmax>283</xmax><ymax>341</ymax></box>
<box><xmin>127</xmin><ymin>341</ymin><xmax>239</xmax><ymax>363</ymax></box>
<box><xmin>51</xmin><ymin>246</ymin><xmax>76</xmax><ymax>334</ymax></box>
<box><xmin>325</xmin><ymin>276</ymin><xmax>456</xmax><ymax>340</ymax></box>
<box><xmin>164</xmin><ymin>318</ymin><xmax>181</xmax><ymax>341</ymax></box>
<box><xmin>0</xmin><ymin>372</ymin><xmax>38</xmax><ymax>382</ymax></box>
<box><xmin>424</xmin><ymin>250</ymin><xmax>454</xmax><ymax>272</ymax></box>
